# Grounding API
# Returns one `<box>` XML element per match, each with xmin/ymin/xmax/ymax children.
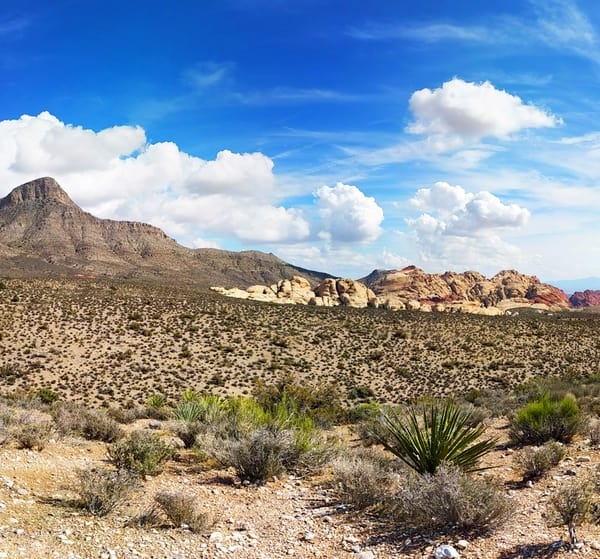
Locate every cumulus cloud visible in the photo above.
<box><xmin>0</xmin><ymin>112</ymin><xmax>306</xmax><ymax>244</ymax></box>
<box><xmin>407</xmin><ymin>78</ymin><xmax>560</xmax><ymax>138</ymax></box>
<box><xmin>406</xmin><ymin>182</ymin><xmax>530</xmax><ymax>271</ymax></box>
<box><xmin>315</xmin><ymin>182</ymin><xmax>384</xmax><ymax>243</ymax></box>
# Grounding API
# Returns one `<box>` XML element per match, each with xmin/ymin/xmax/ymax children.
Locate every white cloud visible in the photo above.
<box><xmin>405</xmin><ymin>182</ymin><xmax>530</xmax><ymax>272</ymax></box>
<box><xmin>315</xmin><ymin>182</ymin><xmax>384</xmax><ymax>243</ymax></box>
<box><xmin>0</xmin><ymin>112</ymin><xmax>306</xmax><ymax>244</ymax></box>
<box><xmin>410</xmin><ymin>181</ymin><xmax>473</xmax><ymax>214</ymax></box>
<box><xmin>408</xmin><ymin>78</ymin><xmax>560</xmax><ymax>138</ymax></box>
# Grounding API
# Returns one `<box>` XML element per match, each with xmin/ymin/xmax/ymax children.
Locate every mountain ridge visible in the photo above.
<box><xmin>0</xmin><ymin>177</ymin><xmax>329</xmax><ymax>288</ymax></box>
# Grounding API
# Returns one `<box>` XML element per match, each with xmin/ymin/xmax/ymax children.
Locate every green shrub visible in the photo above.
<box><xmin>154</xmin><ymin>490</ymin><xmax>210</xmax><ymax>532</ymax></box>
<box><xmin>201</xmin><ymin>398</ymin><xmax>333</xmax><ymax>482</ymax></box>
<box><xmin>108</xmin><ymin>431</ymin><xmax>174</xmax><ymax>476</ymax></box>
<box><xmin>396</xmin><ymin>463</ymin><xmax>510</xmax><ymax>533</ymax></box>
<box><xmin>34</xmin><ymin>388</ymin><xmax>60</xmax><ymax>405</ymax></box>
<box><xmin>510</xmin><ymin>393</ymin><xmax>581</xmax><ymax>445</ymax></box>
<box><xmin>368</xmin><ymin>401</ymin><xmax>496</xmax><ymax>475</ymax></box>
<box><xmin>252</xmin><ymin>373</ymin><xmax>342</xmax><ymax>426</ymax></box>
<box><xmin>332</xmin><ymin>448</ymin><xmax>399</xmax><ymax>510</ymax></box>
<box><xmin>516</xmin><ymin>441</ymin><xmax>565</xmax><ymax>480</ymax></box>
<box><xmin>77</xmin><ymin>468</ymin><xmax>137</xmax><ymax>516</ymax></box>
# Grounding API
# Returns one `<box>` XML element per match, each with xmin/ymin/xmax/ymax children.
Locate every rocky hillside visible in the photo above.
<box><xmin>0</xmin><ymin>177</ymin><xmax>328</xmax><ymax>288</ymax></box>
<box><xmin>362</xmin><ymin>266</ymin><xmax>571</xmax><ymax>312</ymax></box>
<box><xmin>570</xmin><ymin>290</ymin><xmax>600</xmax><ymax>308</ymax></box>
<box><xmin>213</xmin><ymin>265</ymin><xmax>572</xmax><ymax>314</ymax></box>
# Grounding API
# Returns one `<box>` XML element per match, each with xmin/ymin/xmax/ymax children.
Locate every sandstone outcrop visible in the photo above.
<box><xmin>361</xmin><ymin>266</ymin><xmax>571</xmax><ymax>313</ymax></box>
<box><xmin>570</xmin><ymin>290</ymin><xmax>600</xmax><ymax>308</ymax></box>
<box><xmin>212</xmin><ymin>277</ymin><xmax>377</xmax><ymax>308</ymax></box>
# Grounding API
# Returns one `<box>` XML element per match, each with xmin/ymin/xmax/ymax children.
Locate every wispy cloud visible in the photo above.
<box><xmin>232</xmin><ymin>87</ymin><xmax>365</xmax><ymax>105</ymax></box>
<box><xmin>183</xmin><ymin>62</ymin><xmax>234</xmax><ymax>90</ymax></box>
<box><xmin>347</xmin><ymin>22</ymin><xmax>494</xmax><ymax>43</ymax></box>
<box><xmin>348</xmin><ymin>1</ymin><xmax>600</xmax><ymax>66</ymax></box>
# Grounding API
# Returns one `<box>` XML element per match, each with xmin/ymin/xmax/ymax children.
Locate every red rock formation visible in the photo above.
<box><xmin>570</xmin><ymin>290</ymin><xmax>600</xmax><ymax>308</ymax></box>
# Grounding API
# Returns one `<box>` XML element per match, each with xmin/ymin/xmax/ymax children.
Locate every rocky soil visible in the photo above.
<box><xmin>0</xmin><ymin>420</ymin><xmax>600</xmax><ymax>558</ymax></box>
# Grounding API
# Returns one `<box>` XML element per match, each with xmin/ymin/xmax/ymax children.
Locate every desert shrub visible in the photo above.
<box><xmin>509</xmin><ymin>393</ymin><xmax>581</xmax><ymax>445</ymax></box>
<box><xmin>207</xmin><ymin>428</ymin><xmax>296</xmax><ymax>482</ymax></box>
<box><xmin>367</xmin><ymin>401</ymin><xmax>496</xmax><ymax>475</ymax></box>
<box><xmin>396</xmin><ymin>463</ymin><xmax>510</xmax><ymax>533</ymax></box>
<box><xmin>77</xmin><ymin>468</ymin><xmax>137</xmax><ymax>516</ymax></box>
<box><xmin>144</xmin><ymin>394</ymin><xmax>170</xmax><ymax>419</ymax></box>
<box><xmin>345</xmin><ymin>401</ymin><xmax>382</xmax><ymax>424</ymax></box>
<box><xmin>549</xmin><ymin>475</ymin><xmax>596</xmax><ymax>547</ymax></box>
<box><xmin>588</xmin><ymin>419</ymin><xmax>600</xmax><ymax>447</ymax></box>
<box><xmin>252</xmin><ymin>373</ymin><xmax>342</xmax><ymax>426</ymax></box>
<box><xmin>154</xmin><ymin>490</ymin><xmax>210</xmax><ymax>532</ymax></box>
<box><xmin>168</xmin><ymin>419</ymin><xmax>202</xmax><ymax>449</ymax></box>
<box><xmin>173</xmin><ymin>394</ymin><xmax>226</xmax><ymax>424</ymax></box>
<box><xmin>51</xmin><ymin>403</ymin><xmax>123</xmax><ymax>442</ymax></box>
<box><xmin>12</xmin><ymin>412</ymin><xmax>53</xmax><ymax>450</ymax></box>
<box><xmin>516</xmin><ymin>441</ymin><xmax>565</xmax><ymax>480</ymax></box>
<box><xmin>201</xmin><ymin>397</ymin><xmax>333</xmax><ymax>482</ymax></box>
<box><xmin>332</xmin><ymin>448</ymin><xmax>399</xmax><ymax>511</ymax></box>
<box><xmin>34</xmin><ymin>387</ymin><xmax>60</xmax><ymax>405</ymax></box>
<box><xmin>108</xmin><ymin>431</ymin><xmax>174</xmax><ymax>476</ymax></box>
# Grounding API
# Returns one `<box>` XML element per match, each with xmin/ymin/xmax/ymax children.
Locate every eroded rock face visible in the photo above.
<box><xmin>362</xmin><ymin>266</ymin><xmax>571</xmax><ymax>312</ymax></box>
<box><xmin>570</xmin><ymin>290</ymin><xmax>600</xmax><ymax>308</ymax></box>
<box><xmin>212</xmin><ymin>266</ymin><xmax>573</xmax><ymax>314</ymax></box>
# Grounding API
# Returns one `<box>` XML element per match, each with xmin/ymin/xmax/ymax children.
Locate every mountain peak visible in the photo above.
<box><xmin>0</xmin><ymin>177</ymin><xmax>75</xmax><ymax>209</ymax></box>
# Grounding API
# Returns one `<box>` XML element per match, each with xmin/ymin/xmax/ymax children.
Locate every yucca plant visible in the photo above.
<box><xmin>369</xmin><ymin>401</ymin><xmax>496</xmax><ymax>475</ymax></box>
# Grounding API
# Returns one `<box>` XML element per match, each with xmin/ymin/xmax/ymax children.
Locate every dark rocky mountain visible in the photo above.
<box><xmin>570</xmin><ymin>290</ymin><xmax>600</xmax><ymax>308</ymax></box>
<box><xmin>0</xmin><ymin>177</ymin><xmax>329</xmax><ymax>288</ymax></box>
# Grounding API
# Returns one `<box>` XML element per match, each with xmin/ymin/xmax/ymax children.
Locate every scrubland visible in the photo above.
<box><xmin>0</xmin><ymin>278</ymin><xmax>600</xmax><ymax>558</ymax></box>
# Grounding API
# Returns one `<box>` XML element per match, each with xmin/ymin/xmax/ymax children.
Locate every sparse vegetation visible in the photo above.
<box><xmin>515</xmin><ymin>441</ymin><xmax>565</xmax><ymax>480</ymax></box>
<box><xmin>396</xmin><ymin>463</ymin><xmax>510</xmax><ymax>533</ymax></box>
<box><xmin>77</xmin><ymin>467</ymin><xmax>137</xmax><ymax>516</ymax></box>
<box><xmin>510</xmin><ymin>393</ymin><xmax>581</xmax><ymax>445</ymax></box>
<box><xmin>154</xmin><ymin>490</ymin><xmax>211</xmax><ymax>532</ymax></box>
<box><xmin>108</xmin><ymin>431</ymin><xmax>174</xmax><ymax>476</ymax></box>
<box><xmin>366</xmin><ymin>401</ymin><xmax>496</xmax><ymax>474</ymax></box>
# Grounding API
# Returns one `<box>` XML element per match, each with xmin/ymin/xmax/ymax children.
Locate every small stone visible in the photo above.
<box><xmin>578</xmin><ymin>456</ymin><xmax>592</xmax><ymax>463</ymax></box>
<box><xmin>590</xmin><ymin>541</ymin><xmax>600</xmax><ymax>551</ymax></box>
<box><xmin>456</xmin><ymin>540</ymin><xmax>468</xmax><ymax>550</ymax></box>
<box><xmin>322</xmin><ymin>515</ymin><xmax>332</xmax><ymax>523</ymax></box>
<box><xmin>148</xmin><ymin>421</ymin><xmax>161</xmax><ymax>429</ymax></box>
<box><xmin>435</xmin><ymin>544</ymin><xmax>459</xmax><ymax>559</ymax></box>
<box><xmin>209</xmin><ymin>531</ymin><xmax>223</xmax><ymax>543</ymax></box>
<box><xmin>303</xmin><ymin>531</ymin><xmax>316</xmax><ymax>542</ymax></box>
<box><xmin>357</xmin><ymin>552</ymin><xmax>375</xmax><ymax>559</ymax></box>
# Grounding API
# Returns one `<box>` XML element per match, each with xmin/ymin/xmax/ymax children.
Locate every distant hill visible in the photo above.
<box><xmin>0</xmin><ymin>177</ymin><xmax>329</xmax><ymax>288</ymax></box>
<box><xmin>548</xmin><ymin>277</ymin><xmax>600</xmax><ymax>294</ymax></box>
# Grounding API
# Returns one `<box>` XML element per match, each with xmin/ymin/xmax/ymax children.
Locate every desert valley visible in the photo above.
<box><xmin>1</xmin><ymin>178</ymin><xmax>600</xmax><ymax>558</ymax></box>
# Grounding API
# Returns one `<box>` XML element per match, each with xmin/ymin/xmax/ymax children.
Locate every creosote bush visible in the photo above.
<box><xmin>12</xmin><ymin>411</ymin><xmax>53</xmax><ymax>451</ymax></box>
<box><xmin>367</xmin><ymin>401</ymin><xmax>496</xmax><ymax>475</ymax></box>
<box><xmin>549</xmin><ymin>475</ymin><xmax>596</xmax><ymax>548</ymax></box>
<box><xmin>396</xmin><ymin>463</ymin><xmax>510</xmax><ymax>533</ymax></box>
<box><xmin>510</xmin><ymin>393</ymin><xmax>581</xmax><ymax>445</ymax></box>
<box><xmin>516</xmin><ymin>441</ymin><xmax>565</xmax><ymax>480</ymax></box>
<box><xmin>332</xmin><ymin>448</ymin><xmax>399</xmax><ymax>511</ymax></box>
<box><xmin>154</xmin><ymin>490</ymin><xmax>210</xmax><ymax>533</ymax></box>
<box><xmin>51</xmin><ymin>403</ymin><xmax>123</xmax><ymax>442</ymax></box>
<box><xmin>199</xmin><ymin>396</ymin><xmax>333</xmax><ymax>482</ymax></box>
<box><xmin>108</xmin><ymin>431</ymin><xmax>174</xmax><ymax>476</ymax></box>
<box><xmin>77</xmin><ymin>467</ymin><xmax>137</xmax><ymax>516</ymax></box>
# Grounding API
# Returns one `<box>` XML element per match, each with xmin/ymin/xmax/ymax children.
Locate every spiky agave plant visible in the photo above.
<box><xmin>370</xmin><ymin>401</ymin><xmax>496</xmax><ymax>475</ymax></box>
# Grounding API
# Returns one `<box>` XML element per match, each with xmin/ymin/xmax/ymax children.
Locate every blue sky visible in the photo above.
<box><xmin>1</xmin><ymin>1</ymin><xmax>600</xmax><ymax>283</ymax></box>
